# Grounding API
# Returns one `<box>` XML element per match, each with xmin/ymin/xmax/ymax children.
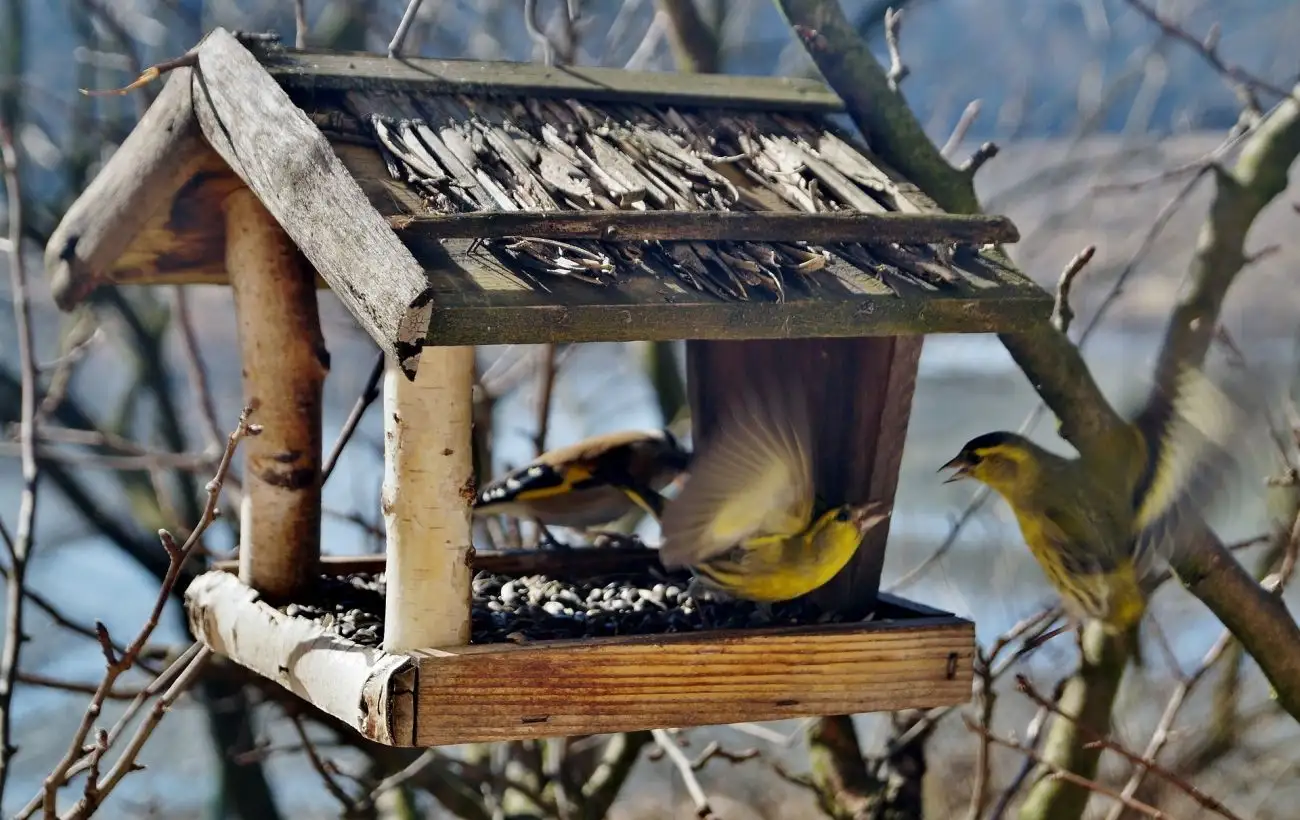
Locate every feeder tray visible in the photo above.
<box><xmin>186</xmin><ymin>550</ymin><xmax>974</xmax><ymax>747</ymax></box>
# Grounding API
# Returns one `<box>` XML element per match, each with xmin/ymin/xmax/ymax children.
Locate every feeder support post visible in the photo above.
<box><xmin>226</xmin><ymin>187</ymin><xmax>327</xmax><ymax>601</ymax></box>
<box><xmin>381</xmin><ymin>349</ymin><xmax>475</xmax><ymax>651</ymax></box>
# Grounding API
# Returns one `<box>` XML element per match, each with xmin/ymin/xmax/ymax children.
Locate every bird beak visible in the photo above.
<box><xmin>849</xmin><ymin>502</ymin><xmax>891</xmax><ymax>534</ymax></box>
<box><xmin>938</xmin><ymin>454</ymin><xmax>973</xmax><ymax>484</ymax></box>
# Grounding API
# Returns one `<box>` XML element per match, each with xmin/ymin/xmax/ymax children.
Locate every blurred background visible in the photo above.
<box><xmin>3</xmin><ymin>0</ymin><xmax>1300</xmax><ymax>817</ymax></box>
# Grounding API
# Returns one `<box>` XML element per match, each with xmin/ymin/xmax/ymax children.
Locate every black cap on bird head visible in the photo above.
<box><xmin>938</xmin><ymin>431</ymin><xmax>1023</xmax><ymax>484</ymax></box>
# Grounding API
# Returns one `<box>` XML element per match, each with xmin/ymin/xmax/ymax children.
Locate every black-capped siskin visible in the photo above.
<box><xmin>939</xmin><ymin>363</ymin><xmax>1265</xmax><ymax>662</ymax></box>
<box><xmin>657</xmin><ymin>382</ymin><xmax>889</xmax><ymax>603</ymax></box>
<box><xmin>474</xmin><ymin>429</ymin><xmax>691</xmax><ymax>530</ymax></box>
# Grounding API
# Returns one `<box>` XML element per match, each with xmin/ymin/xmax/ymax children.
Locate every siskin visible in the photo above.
<box><xmin>939</xmin><ymin>364</ymin><xmax>1259</xmax><ymax>661</ymax></box>
<box><xmin>473</xmin><ymin>429</ymin><xmax>691</xmax><ymax>531</ymax></box>
<box><xmin>657</xmin><ymin>383</ymin><xmax>889</xmax><ymax>604</ymax></box>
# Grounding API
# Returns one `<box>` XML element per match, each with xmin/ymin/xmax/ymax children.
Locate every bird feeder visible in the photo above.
<box><xmin>44</xmin><ymin>29</ymin><xmax>1051</xmax><ymax>747</ymax></box>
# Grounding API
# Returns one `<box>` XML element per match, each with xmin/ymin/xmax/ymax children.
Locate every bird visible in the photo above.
<box><xmin>938</xmin><ymin>364</ymin><xmax>1258</xmax><ymax>662</ymax></box>
<box><xmin>657</xmin><ymin>380</ymin><xmax>890</xmax><ymax>604</ymax></box>
<box><xmin>473</xmin><ymin>428</ymin><xmax>692</xmax><ymax>533</ymax></box>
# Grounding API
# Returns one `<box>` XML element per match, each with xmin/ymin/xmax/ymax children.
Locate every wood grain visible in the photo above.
<box><xmin>381</xmin><ymin>356</ymin><xmax>474</xmax><ymax>651</ymax></box>
<box><xmin>226</xmin><ymin>188</ymin><xmax>326</xmax><ymax>602</ymax></box>
<box><xmin>191</xmin><ymin>28</ymin><xmax>432</xmax><ymax>377</ymax></box>
<box><xmin>405</xmin><ymin>616</ymin><xmax>973</xmax><ymax>746</ymax></box>
<box><xmin>185</xmin><ymin>570</ymin><xmax>412</xmax><ymax>745</ymax></box>
<box><xmin>43</xmin><ymin>66</ymin><xmax>216</xmax><ymax>308</ymax></box>
<box><xmin>253</xmin><ymin>45</ymin><xmax>844</xmax><ymax>112</ymax></box>
<box><xmin>389</xmin><ymin>210</ymin><xmax>1020</xmax><ymax>245</ymax></box>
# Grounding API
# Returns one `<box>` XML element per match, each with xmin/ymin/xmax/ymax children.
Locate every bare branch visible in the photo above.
<box><xmin>1016</xmin><ymin>676</ymin><xmax>1245</xmax><ymax>820</ymax></box>
<box><xmin>1051</xmin><ymin>245</ymin><xmax>1097</xmax><ymax>335</ymax></box>
<box><xmin>322</xmin><ymin>350</ymin><xmax>385</xmax><ymax>484</ymax></box>
<box><xmin>171</xmin><ymin>287</ymin><xmax>222</xmax><ymax>452</ymax></box>
<box><xmin>941</xmin><ymin>99</ymin><xmax>982</xmax><ymax>159</ymax></box>
<box><xmin>1121</xmin><ymin>0</ymin><xmax>1294</xmax><ymax>108</ymax></box>
<box><xmin>388</xmin><ymin>0</ymin><xmax>426</xmax><ymax>58</ymax></box>
<box><xmin>0</xmin><ymin>99</ymin><xmax>39</xmax><ymax>806</ymax></box>
<box><xmin>31</xmin><ymin>408</ymin><xmax>258</xmax><ymax>818</ymax></box>
<box><xmin>883</xmin><ymin>7</ymin><xmax>908</xmax><ymax>91</ymax></box>
<box><xmin>290</xmin><ymin>715</ymin><xmax>359</xmax><ymax>814</ymax></box>
<box><xmin>293</xmin><ymin>0</ymin><xmax>308</xmax><ymax>48</ymax></box>
<box><xmin>963</xmin><ymin>717</ymin><xmax>1171</xmax><ymax>820</ymax></box>
<box><xmin>652</xmin><ymin>729</ymin><xmax>715</xmax><ymax>819</ymax></box>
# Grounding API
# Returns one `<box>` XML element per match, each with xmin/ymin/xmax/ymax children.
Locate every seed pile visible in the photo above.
<box><xmin>281</xmin><ymin>568</ymin><xmax>859</xmax><ymax>647</ymax></box>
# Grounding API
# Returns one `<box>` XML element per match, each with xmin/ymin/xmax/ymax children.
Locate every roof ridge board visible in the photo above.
<box><xmin>250</xmin><ymin>44</ymin><xmax>846</xmax><ymax>113</ymax></box>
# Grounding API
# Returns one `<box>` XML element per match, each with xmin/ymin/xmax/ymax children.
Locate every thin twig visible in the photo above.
<box><xmin>1017</xmin><ymin>675</ymin><xmax>1244</xmax><ymax>820</ymax></box>
<box><xmin>32</xmin><ymin>409</ymin><xmax>259</xmax><ymax>818</ymax></box>
<box><xmin>963</xmin><ymin>647</ymin><xmax>996</xmax><ymax>820</ymax></box>
<box><xmin>322</xmin><ymin>350</ymin><xmax>385</xmax><ymax>484</ymax></box>
<box><xmin>290</xmin><ymin>714</ymin><xmax>359</xmax><ymax>814</ymax></box>
<box><xmin>170</xmin><ymin>287</ymin><xmax>223</xmax><ymax>451</ymax></box>
<box><xmin>524</xmin><ymin>0</ymin><xmax>557</xmax><ymax>66</ymax></box>
<box><xmin>988</xmin><ymin>701</ymin><xmax>1053</xmax><ymax>820</ymax></box>
<box><xmin>883</xmin><ymin>7</ymin><xmax>908</xmax><ymax>91</ymax></box>
<box><xmin>533</xmin><ymin>344</ymin><xmax>559</xmax><ymax>457</ymax></box>
<box><xmin>940</xmin><ymin>99</ymin><xmax>982</xmax><ymax>158</ymax></box>
<box><xmin>652</xmin><ymin>729</ymin><xmax>715</xmax><ymax>819</ymax></box>
<box><xmin>1051</xmin><ymin>245</ymin><xmax>1097</xmax><ymax>335</ymax></box>
<box><xmin>1121</xmin><ymin>0</ymin><xmax>1294</xmax><ymax>107</ymax></box>
<box><xmin>388</xmin><ymin>0</ymin><xmax>426</xmax><ymax>58</ymax></box>
<box><xmin>1103</xmin><ymin>629</ymin><xmax>1237</xmax><ymax>820</ymax></box>
<box><xmin>0</xmin><ymin>442</ymin><xmax>219</xmax><ymax>472</ymax></box>
<box><xmin>15</xmin><ymin>672</ymin><xmax>147</xmax><ymax>701</ymax></box>
<box><xmin>293</xmin><ymin>0</ymin><xmax>308</xmax><ymax>47</ymax></box>
<box><xmin>960</xmin><ymin>142</ymin><xmax>1000</xmax><ymax>177</ymax></box>
<box><xmin>0</xmin><ymin>106</ymin><xmax>39</xmax><ymax>807</ymax></box>
<box><xmin>963</xmin><ymin>717</ymin><xmax>1171</xmax><ymax>819</ymax></box>
<box><xmin>61</xmin><ymin>648</ymin><xmax>213</xmax><ymax>819</ymax></box>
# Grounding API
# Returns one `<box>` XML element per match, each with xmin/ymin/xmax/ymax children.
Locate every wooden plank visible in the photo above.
<box><xmin>254</xmin><ymin>46</ymin><xmax>844</xmax><ymax>112</ymax></box>
<box><xmin>44</xmin><ymin>66</ymin><xmax>218</xmax><ymax>309</ymax></box>
<box><xmin>389</xmin><ymin>210</ymin><xmax>1020</xmax><ymax>245</ymax></box>
<box><xmin>408</xmin><ymin>615</ymin><xmax>973</xmax><ymax>745</ymax></box>
<box><xmin>191</xmin><ymin>28</ymin><xmax>431</xmax><ymax>378</ymax></box>
<box><xmin>185</xmin><ymin>570</ymin><xmax>412</xmax><ymax>744</ymax></box>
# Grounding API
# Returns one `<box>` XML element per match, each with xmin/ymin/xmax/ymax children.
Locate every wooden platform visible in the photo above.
<box><xmin>185</xmin><ymin>553</ymin><xmax>974</xmax><ymax>748</ymax></box>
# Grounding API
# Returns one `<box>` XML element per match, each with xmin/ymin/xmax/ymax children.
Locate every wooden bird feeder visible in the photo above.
<box><xmin>45</xmin><ymin>29</ymin><xmax>1052</xmax><ymax>747</ymax></box>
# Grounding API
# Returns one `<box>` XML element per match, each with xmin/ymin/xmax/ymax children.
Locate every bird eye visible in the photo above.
<box><xmin>835</xmin><ymin>508</ymin><xmax>851</xmax><ymax>522</ymax></box>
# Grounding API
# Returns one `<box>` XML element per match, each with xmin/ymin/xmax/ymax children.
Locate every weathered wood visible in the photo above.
<box><xmin>226</xmin><ymin>188</ymin><xmax>327</xmax><ymax>601</ymax></box>
<box><xmin>185</xmin><ymin>570</ymin><xmax>412</xmax><ymax>744</ymax></box>
<box><xmin>191</xmin><ymin>28</ymin><xmax>432</xmax><ymax>377</ymax></box>
<box><xmin>686</xmin><ymin>338</ymin><xmax>901</xmax><ymax>618</ymax></box>
<box><xmin>43</xmin><ymin>66</ymin><xmax>219</xmax><ymax>308</ymax></box>
<box><xmin>255</xmin><ymin>46</ymin><xmax>844</xmax><ymax>112</ymax></box>
<box><xmin>407</xmin><ymin>615</ymin><xmax>972</xmax><ymax>745</ymax></box>
<box><xmin>381</xmin><ymin>355</ymin><xmax>474</xmax><ymax>651</ymax></box>
<box><xmin>389</xmin><ymin>210</ymin><xmax>1020</xmax><ymax>245</ymax></box>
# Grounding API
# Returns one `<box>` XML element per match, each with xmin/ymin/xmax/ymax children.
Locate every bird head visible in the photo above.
<box><xmin>939</xmin><ymin>432</ymin><xmax>1037</xmax><ymax>489</ymax></box>
<box><xmin>824</xmin><ymin>502</ymin><xmax>891</xmax><ymax>538</ymax></box>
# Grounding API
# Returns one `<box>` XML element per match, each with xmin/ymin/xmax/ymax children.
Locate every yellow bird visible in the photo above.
<box><xmin>939</xmin><ymin>365</ymin><xmax>1257</xmax><ymax>661</ymax></box>
<box><xmin>657</xmin><ymin>383</ymin><xmax>889</xmax><ymax>603</ymax></box>
<box><xmin>474</xmin><ymin>429</ymin><xmax>691</xmax><ymax>530</ymax></box>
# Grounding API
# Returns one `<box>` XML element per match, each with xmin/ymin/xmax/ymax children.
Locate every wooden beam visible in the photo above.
<box><xmin>185</xmin><ymin>570</ymin><xmax>413</xmax><ymax>745</ymax></box>
<box><xmin>408</xmin><ymin>615</ymin><xmax>972</xmax><ymax>745</ymax></box>
<box><xmin>389</xmin><ymin>210</ymin><xmax>1020</xmax><ymax>245</ymax></box>
<box><xmin>226</xmin><ymin>188</ymin><xmax>327</xmax><ymax>602</ymax></box>
<box><xmin>43</xmin><ymin>66</ymin><xmax>214</xmax><ymax>310</ymax></box>
<box><xmin>192</xmin><ymin>28</ymin><xmax>432</xmax><ymax>378</ymax></box>
<box><xmin>253</xmin><ymin>46</ymin><xmax>844</xmax><ymax>112</ymax></box>
<box><xmin>381</xmin><ymin>354</ymin><xmax>474</xmax><ymax>652</ymax></box>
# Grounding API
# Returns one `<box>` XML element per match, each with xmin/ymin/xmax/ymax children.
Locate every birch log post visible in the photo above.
<box><xmin>226</xmin><ymin>187</ymin><xmax>327</xmax><ymax>601</ymax></box>
<box><xmin>382</xmin><ymin>350</ymin><xmax>475</xmax><ymax>651</ymax></box>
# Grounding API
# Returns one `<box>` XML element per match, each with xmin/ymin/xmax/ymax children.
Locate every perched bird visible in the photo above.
<box><xmin>657</xmin><ymin>382</ymin><xmax>889</xmax><ymax>604</ymax></box>
<box><xmin>473</xmin><ymin>429</ymin><xmax>691</xmax><ymax>531</ymax></box>
<box><xmin>938</xmin><ymin>365</ymin><xmax>1257</xmax><ymax>661</ymax></box>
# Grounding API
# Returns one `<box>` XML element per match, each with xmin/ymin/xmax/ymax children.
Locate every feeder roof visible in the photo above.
<box><xmin>45</xmin><ymin>28</ymin><xmax>1049</xmax><ymax>377</ymax></box>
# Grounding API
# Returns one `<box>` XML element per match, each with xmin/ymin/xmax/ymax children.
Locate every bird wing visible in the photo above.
<box><xmin>475</xmin><ymin>430</ymin><xmax>666</xmax><ymax>508</ymax></box>
<box><xmin>657</xmin><ymin>386</ymin><xmax>814</xmax><ymax>568</ymax></box>
<box><xmin>1130</xmin><ymin>364</ymin><xmax>1269</xmax><ymax>570</ymax></box>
